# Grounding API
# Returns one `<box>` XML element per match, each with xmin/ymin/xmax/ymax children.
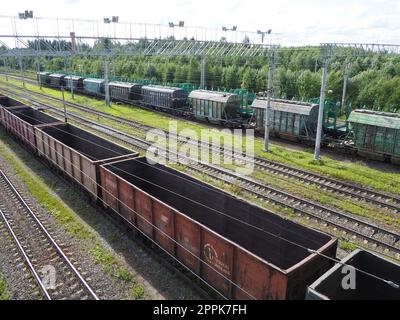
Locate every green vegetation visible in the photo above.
<box><xmin>0</xmin><ymin>275</ymin><xmax>9</xmax><ymax>300</ymax></box>
<box><xmin>89</xmin><ymin>246</ymin><xmax>116</xmax><ymax>271</ymax></box>
<box><xmin>131</xmin><ymin>283</ymin><xmax>145</xmax><ymax>300</ymax></box>
<box><xmin>0</xmin><ymin>129</ymin><xmax>152</xmax><ymax>299</ymax></box>
<box><xmin>339</xmin><ymin>241</ymin><xmax>359</xmax><ymax>252</ymax></box>
<box><xmin>4</xmin><ymin>44</ymin><xmax>400</xmax><ymax>111</ymax></box>
<box><xmin>116</xmin><ymin>268</ymin><xmax>134</xmax><ymax>282</ymax></box>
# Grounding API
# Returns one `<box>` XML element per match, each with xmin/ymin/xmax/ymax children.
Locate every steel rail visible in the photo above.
<box><xmin>0</xmin><ymin>168</ymin><xmax>99</xmax><ymax>300</ymax></box>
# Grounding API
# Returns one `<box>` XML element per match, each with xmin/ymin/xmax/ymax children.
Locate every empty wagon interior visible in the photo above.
<box><xmin>0</xmin><ymin>96</ymin><xmax>25</xmax><ymax>107</ymax></box>
<box><xmin>310</xmin><ymin>250</ymin><xmax>400</xmax><ymax>300</ymax></box>
<box><xmin>40</xmin><ymin>124</ymin><xmax>134</xmax><ymax>161</ymax></box>
<box><xmin>10</xmin><ymin>108</ymin><xmax>59</xmax><ymax>125</ymax></box>
<box><xmin>104</xmin><ymin>157</ymin><xmax>334</xmax><ymax>271</ymax></box>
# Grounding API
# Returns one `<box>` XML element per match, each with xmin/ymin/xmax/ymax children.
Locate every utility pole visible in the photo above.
<box><xmin>36</xmin><ymin>56</ymin><xmax>41</xmax><ymax>89</ymax></box>
<box><xmin>69</xmin><ymin>57</ymin><xmax>74</xmax><ymax>99</ymax></box>
<box><xmin>341</xmin><ymin>59</ymin><xmax>351</xmax><ymax>116</ymax></box>
<box><xmin>18</xmin><ymin>55</ymin><xmax>25</xmax><ymax>88</ymax></box>
<box><xmin>200</xmin><ymin>54</ymin><xmax>206</xmax><ymax>89</ymax></box>
<box><xmin>314</xmin><ymin>48</ymin><xmax>328</xmax><ymax>161</ymax></box>
<box><xmin>3</xmin><ymin>58</ymin><xmax>8</xmax><ymax>81</ymax></box>
<box><xmin>263</xmin><ymin>50</ymin><xmax>274</xmax><ymax>152</ymax></box>
<box><xmin>62</xmin><ymin>86</ymin><xmax>67</xmax><ymax>122</ymax></box>
<box><xmin>104</xmin><ymin>56</ymin><xmax>110</xmax><ymax>107</ymax></box>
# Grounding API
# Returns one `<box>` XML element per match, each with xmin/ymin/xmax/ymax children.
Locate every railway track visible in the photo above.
<box><xmin>0</xmin><ymin>168</ymin><xmax>99</xmax><ymax>300</ymax></box>
<box><xmin>1</xmin><ymin>80</ymin><xmax>400</xmax><ymax>215</ymax></box>
<box><xmin>5</xmin><ymin>89</ymin><xmax>400</xmax><ymax>257</ymax></box>
<box><xmin>1</xmin><ymin>85</ymin><xmax>400</xmax><ymax>258</ymax></box>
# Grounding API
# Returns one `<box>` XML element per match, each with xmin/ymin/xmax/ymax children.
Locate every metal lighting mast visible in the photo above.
<box><xmin>201</xmin><ymin>54</ymin><xmax>206</xmax><ymax>89</ymax></box>
<box><xmin>314</xmin><ymin>46</ymin><xmax>328</xmax><ymax>161</ymax></box>
<box><xmin>341</xmin><ymin>59</ymin><xmax>351</xmax><ymax>115</ymax></box>
<box><xmin>104</xmin><ymin>56</ymin><xmax>110</xmax><ymax>107</ymax></box>
<box><xmin>263</xmin><ymin>50</ymin><xmax>275</xmax><ymax>152</ymax></box>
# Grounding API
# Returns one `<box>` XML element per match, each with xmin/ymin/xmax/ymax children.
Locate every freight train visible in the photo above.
<box><xmin>1</xmin><ymin>93</ymin><xmax>399</xmax><ymax>300</ymax></box>
<box><xmin>37</xmin><ymin>72</ymin><xmax>400</xmax><ymax>164</ymax></box>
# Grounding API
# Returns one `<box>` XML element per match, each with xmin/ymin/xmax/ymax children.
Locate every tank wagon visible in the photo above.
<box><xmin>100</xmin><ymin>157</ymin><xmax>337</xmax><ymax>300</ymax></box>
<box><xmin>348</xmin><ymin>109</ymin><xmax>400</xmax><ymax>163</ymax></box>
<box><xmin>109</xmin><ymin>81</ymin><xmax>142</xmax><ymax>102</ymax></box>
<box><xmin>141</xmin><ymin>85</ymin><xmax>188</xmax><ymax>111</ymax></box>
<box><xmin>252</xmin><ymin>99</ymin><xmax>319</xmax><ymax>141</ymax></box>
<box><xmin>83</xmin><ymin>78</ymin><xmax>105</xmax><ymax>96</ymax></box>
<box><xmin>306</xmin><ymin>249</ymin><xmax>400</xmax><ymax>300</ymax></box>
<box><xmin>35</xmin><ymin>123</ymin><xmax>137</xmax><ymax>198</ymax></box>
<box><xmin>188</xmin><ymin>90</ymin><xmax>241</xmax><ymax>125</ymax></box>
<box><xmin>64</xmin><ymin>75</ymin><xmax>84</xmax><ymax>91</ymax></box>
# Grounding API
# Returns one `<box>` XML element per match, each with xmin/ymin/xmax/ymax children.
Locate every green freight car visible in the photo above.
<box><xmin>251</xmin><ymin>98</ymin><xmax>319</xmax><ymax>141</ymax></box>
<box><xmin>83</xmin><ymin>78</ymin><xmax>105</xmax><ymax>96</ymax></box>
<box><xmin>188</xmin><ymin>90</ymin><xmax>241</xmax><ymax>125</ymax></box>
<box><xmin>348</xmin><ymin>109</ymin><xmax>400</xmax><ymax>162</ymax></box>
<box><xmin>37</xmin><ymin>72</ymin><xmax>51</xmax><ymax>86</ymax></box>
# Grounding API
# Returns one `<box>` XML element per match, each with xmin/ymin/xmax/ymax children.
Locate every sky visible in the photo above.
<box><xmin>1</xmin><ymin>0</ymin><xmax>400</xmax><ymax>46</ymax></box>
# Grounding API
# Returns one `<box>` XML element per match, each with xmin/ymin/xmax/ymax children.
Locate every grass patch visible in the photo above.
<box><xmin>116</xmin><ymin>268</ymin><xmax>134</xmax><ymax>282</ymax></box>
<box><xmin>89</xmin><ymin>245</ymin><xmax>116</xmax><ymax>270</ymax></box>
<box><xmin>131</xmin><ymin>283</ymin><xmax>145</xmax><ymax>300</ymax></box>
<box><xmin>251</xmin><ymin>168</ymin><xmax>400</xmax><ymax>228</ymax></box>
<box><xmin>339</xmin><ymin>240</ymin><xmax>359</xmax><ymax>252</ymax></box>
<box><xmin>0</xmin><ymin>274</ymin><xmax>9</xmax><ymax>300</ymax></box>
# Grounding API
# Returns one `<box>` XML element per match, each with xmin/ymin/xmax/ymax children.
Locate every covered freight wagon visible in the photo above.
<box><xmin>188</xmin><ymin>90</ymin><xmax>241</xmax><ymax>125</ymax></box>
<box><xmin>141</xmin><ymin>85</ymin><xmax>188</xmax><ymax>111</ymax></box>
<box><xmin>306</xmin><ymin>249</ymin><xmax>400</xmax><ymax>300</ymax></box>
<box><xmin>49</xmin><ymin>73</ymin><xmax>66</xmax><ymax>89</ymax></box>
<box><xmin>100</xmin><ymin>157</ymin><xmax>338</xmax><ymax>300</ymax></box>
<box><xmin>348</xmin><ymin>109</ymin><xmax>400</xmax><ymax>161</ymax></box>
<box><xmin>252</xmin><ymin>99</ymin><xmax>319</xmax><ymax>140</ymax></box>
<box><xmin>34</xmin><ymin>123</ymin><xmax>137</xmax><ymax>198</ymax></box>
<box><xmin>37</xmin><ymin>72</ymin><xmax>51</xmax><ymax>86</ymax></box>
<box><xmin>64</xmin><ymin>75</ymin><xmax>84</xmax><ymax>91</ymax></box>
<box><xmin>109</xmin><ymin>81</ymin><xmax>142</xmax><ymax>102</ymax></box>
<box><xmin>83</xmin><ymin>78</ymin><xmax>105</xmax><ymax>96</ymax></box>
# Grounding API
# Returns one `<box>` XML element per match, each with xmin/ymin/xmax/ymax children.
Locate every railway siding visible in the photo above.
<box><xmin>1</xmin><ymin>84</ymin><xmax>399</xmax><ymax>230</ymax></box>
<box><xmin>1</xmin><ymin>75</ymin><xmax>400</xmax><ymax>196</ymax></box>
<box><xmin>9</xmin><ymin>97</ymin><xmax>397</xmax><ymax>260</ymax></box>
<box><xmin>1</xmin><ymin>85</ymin><xmax>400</xmax><ymax>261</ymax></box>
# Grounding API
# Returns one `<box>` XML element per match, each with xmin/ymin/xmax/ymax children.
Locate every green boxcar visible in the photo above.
<box><xmin>188</xmin><ymin>90</ymin><xmax>240</xmax><ymax>124</ymax></box>
<box><xmin>83</xmin><ymin>78</ymin><xmax>105</xmax><ymax>95</ymax></box>
<box><xmin>251</xmin><ymin>99</ymin><xmax>319</xmax><ymax>139</ymax></box>
<box><xmin>348</xmin><ymin>110</ymin><xmax>400</xmax><ymax>157</ymax></box>
<box><xmin>37</xmin><ymin>72</ymin><xmax>51</xmax><ymax>86</ymax></box>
